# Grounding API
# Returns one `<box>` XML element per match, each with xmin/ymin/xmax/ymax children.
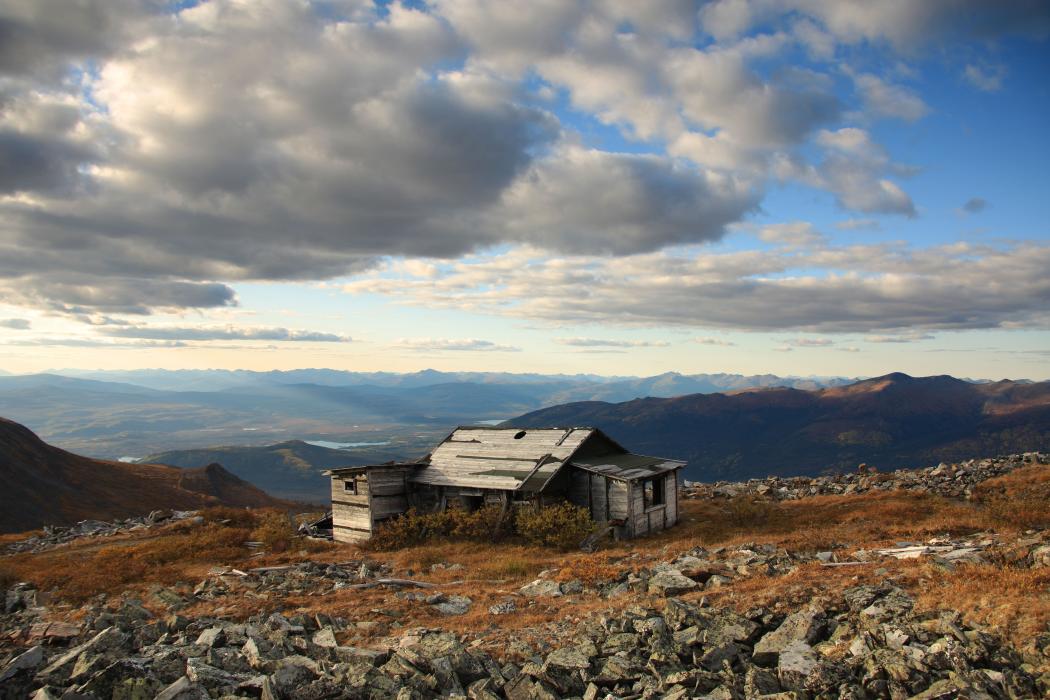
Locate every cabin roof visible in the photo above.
<box><xmin>323</xmin><ymin>463</ymin><xmax>422</xmax><ymax>478</ymax></box>
<box><xmin>568</xmin><ymin>453</ymin><xmax>685</xmax><ymax>481</ymax></box>
<box><xmin>409</xmin><ymin>426</ymin><xmax>596</xmax><ymax>492</ymax></box>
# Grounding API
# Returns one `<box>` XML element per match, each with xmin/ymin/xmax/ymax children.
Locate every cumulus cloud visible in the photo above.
<box><xmin>101</xmin><ymin>325</ymin><xmax>350</xmax><ymax>342</ymax></box>
<box><xmin>757</xmin><ymin>222</ymin><xmax>826</xmax><ymax>248</ymax></box>
<box><xmin>343</xmin><ymin>240</ymin><xmax>1050</xmax><ymax>333</ymax></box>
<box><xmin>776</xmin><ymin>128</ymin><xmax>917</xmax><ymax>215</ymax></box>
<box><xmin>0</xmin><ymin>318</ymin><xmax>31</xmax><ymax>330</ymax></box>
<box><xmin>853</xmin><ymin>73</ymin><xmax>928</xmax><ymax>122</ymax></box>
<box><xmin>555</xmin><ymin>337</ymin><xmax>669</xmax><ymax>348</ymax></box>
<box><xmin>0</xmin><ymin>0</ymin><xmax>1044</xmax><ymax>321</ymax></box>
<box><xmin>392</xmin><ymin>338</ymin><xmax>521</xmax><ymax>352</ymax></box>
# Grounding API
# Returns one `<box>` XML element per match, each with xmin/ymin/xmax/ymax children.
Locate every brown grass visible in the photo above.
<box><xmin>971</xmin><ymin>464</ymin><xmax>1050</xmax><ymax>529</ymax></box>
<box><xmin>5</xmin><ymin>465</ymin><xmax>1046</xmax><ymax>656</ymax></box>
<box><xmin>4</xmin><ymin>522</ymin><xmax>251</xmax><ymax>602</ymax></box>
<box><xmin>915</xmin><ymin>562</ymin><xmax>1050</xmax><ymax>648</ymax></box>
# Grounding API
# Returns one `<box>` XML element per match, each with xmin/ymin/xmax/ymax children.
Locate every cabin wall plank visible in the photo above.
<box><xmin>590</xmin><ymin>474</ymin><xmax>608</xmax><ymax>521</ymax></box>
<box><xmin>666</xmin><ymin>472</ymin><xmax>678</xmax><ymax>526</ymax></box>
<box><xmin>609</xmin><ymin>480</ymin><xmax>629</xmax><ymax>520</ymax></box>
<box><xmin>332</xmin><ymin>503</ymin><xmax>371</xmax><ymax>531</ymax></box>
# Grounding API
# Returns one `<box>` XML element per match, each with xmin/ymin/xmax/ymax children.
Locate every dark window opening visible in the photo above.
<box><xmin>344</xmin><ymin>479</ymin><xmax>358</xmax><ymax>495</ymax></box>
<box><xmin>460</xmin><ymin>494</ymin><xmax>485</xmax><ymax>511</ymax></box>
<box><xmin>514</xmin><ymin>430</ymin><xmax>527</xmax><ymax>439</ymax></box>
<box><xmin>643</xmin><ymin>477</ymin><xmax>665</xmax><ymax>508</ymax></box>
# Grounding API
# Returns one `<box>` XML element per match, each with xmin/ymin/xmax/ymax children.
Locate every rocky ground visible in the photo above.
<box><xmin>5</xmin><ymin>512</ymin><xmax>204</xmax><ymax>555</ymax></box>
<box><xmin>682</xmin><ymin>452</ymin><xmax>1048</xmax><ymax>501</ymax></box>
<box><xmin>1</xmin><ymin>452</ymin><xmax>1048</xmax><ymax>698</ymax></box>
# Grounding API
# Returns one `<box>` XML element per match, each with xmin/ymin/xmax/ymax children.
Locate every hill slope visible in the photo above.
<box><xmin>507</xmin><ymin>373</ymin><xmax>1050</xmax><ymax>480</ymax></box>
<box><xmin>141</xmin><ymin>440</ymin><xmax>407</xmax><ymax>502</ymax></box>
<box><xmin>0</xmin><ymin>417</ymin><xmax>288</xmax><ymax>533</ymax></box>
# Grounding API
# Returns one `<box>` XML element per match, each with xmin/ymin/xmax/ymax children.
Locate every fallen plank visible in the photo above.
<box><xmin>342</xmin><ymin>578</ymin><xmax>438</xmax><ymax>590</ymax></box>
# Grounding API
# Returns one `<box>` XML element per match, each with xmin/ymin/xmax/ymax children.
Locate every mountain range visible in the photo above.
<box><xmin>0</xmin><ymin>370</ymin><xmax>854</xmax><ymax>459</ymax></box>
<box><xmin>0</xmin><ymin>417</ymin><xmax>288</xmax><ymax>533</ymax></box>
<box><xmin>508</xmin><ymin>373</ymin><xmax>1050</xmax><ymax>481</ymax></box>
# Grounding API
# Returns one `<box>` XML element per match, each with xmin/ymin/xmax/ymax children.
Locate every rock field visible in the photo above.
<box><xmin>681</xmin><ymin>453</ymin><xmax>1047</xmax><ymax>501</ymax></box>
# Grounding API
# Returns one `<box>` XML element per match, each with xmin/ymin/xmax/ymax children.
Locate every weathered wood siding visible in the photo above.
<box><xmin>624</xmin><ymin>471</ymin><xmax>681</xmax><ymax>537</ymax></box>
<box><xmin>567</xmin><ymin>468</ymin><xmax>629</xmax><ymax>526</ymax></box>
<box><xmin>331</xmin><ymin>467</ymin><xmax>413</xmax><ymax>543</ymax></box>
<box><xmin>665</xmin><ymin>471</ymin><xmax>679</xmax><ymax>527</ymax></box>
<box><xmin>367</xmin><ymin>468</ymin><xmax>410</xmax><ymax>522</ymax></box>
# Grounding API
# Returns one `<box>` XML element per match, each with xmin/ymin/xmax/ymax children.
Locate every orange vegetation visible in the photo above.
<box><xmin>2</xmin><ymin>465</ymin><xmax>1046</xmax><ymax>653</ymax></box>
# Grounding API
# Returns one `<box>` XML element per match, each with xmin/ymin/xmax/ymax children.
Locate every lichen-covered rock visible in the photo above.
<box><xmin>519</xmin><ymin>579</ymin><xmax>563</xmax><ymax>597</ymax></box>
<box><xmin>647</xmin><ymin>569</ymin><xmax>699</xmax><ymax>596</ymax></box>
<box><xmin>752</xmin><ymin>609</ymin><xmax>826</xmax><ymax>666</ymax></box>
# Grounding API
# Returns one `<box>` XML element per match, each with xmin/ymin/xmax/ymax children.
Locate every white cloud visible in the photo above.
<box><xmin>392</xmin><ymin>338</ymin><xmax>521</xmax><ymax>352</ymax></box>
<box><xmin>693</xmin><ymin>336</ymin><xmax>736</xmax><ymax>346</ymax></box>
<box><xmin>555</xmin><ymin>337</ymin><xmax>669</xmax><ymax>348</ymax></box>
<box><xmin>854</xmin><ymin>73</ymin><xmax>929</xmax><ymax>122</ymax></box>
<box><xmin>787</xmin><ymin>337</ymin><xmax>834</xmax><ymax>347</ymax></box>
<box><xmin>101</xmin><ymin>325</ymin><xmax>350</xmax><ymax>342</ymax></box>
<box><xmin>865</xmin><ymin>333</ymin><xmax>935</xmax><ymax>343</ymax></box>
<box><xmin>963</xmin><ymin>63</ymin><xmax>1007</xmax><ymax>91</ymax></box>
<box><xmin>757</xmin><ymin>222</ymin><xmax>826</xmax><ymax>248</ymax></box>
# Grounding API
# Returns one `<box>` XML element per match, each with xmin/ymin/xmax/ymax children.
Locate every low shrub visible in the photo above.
<box><xmin>0</xmin><ymin>563</ymin><xmax>17</xmax><ymax>591</ymax></box>
<box><xmin>720</xmin><ymin>495</ymin><xmax>780</xmax><ymax>527</ymax></box>
<box><xmin>370</xmin><ymin>501</ymin><xmax>590</xmax><ymax>550</ymax></box>
<box><xmin>251</xmin><ymin>510</ymin><xmax>297</xmax><ymax>553</ymax></box>
<box><xmin>516</xmin><ymin>502</ymin><xmax>596</xmax><ymax>550</ymax></box>
<box><xmin>369</xmin><ymin>508</ymin><xmax>436</xmax><ymax>551</ymax></box>
<box><xmin>201</xmin><ymin>506</ymin><xmax>257</xmax><ymax>528</ymax></box>
<box><xmin>370</xmin><ymin>505</ymin><xmax>516</xmax><ymax>551</ymax></box>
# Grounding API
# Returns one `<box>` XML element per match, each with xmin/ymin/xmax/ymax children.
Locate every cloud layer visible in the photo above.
<box><xmin>344</xmin><ymin>238</ymin><xmax>1050</xmax><ymax>333</ymax></box>
<box><xmin>0</xmin><ymin>0</ymin><xmax>1046</xmax><ymax>335</ymax></box>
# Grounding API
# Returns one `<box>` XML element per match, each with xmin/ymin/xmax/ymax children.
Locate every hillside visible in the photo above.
<box><xmin>0</xmin><ymin>453</ymin><xmax>1046</xmax><ymax>698</ymax></box>
<box><xmin>507</xmin><ymin>373</ymin><xmax>1050</xmax><ymax>481</ymax></box>
<box><xmin>141</xmin><ymin>440</ymin><xmax>406</xmax><ymax>502</ymax></box>
<box><xmin>0</xmin><ymin>417</ymin><xmax>289</xmax><ymax>533</ymax></box>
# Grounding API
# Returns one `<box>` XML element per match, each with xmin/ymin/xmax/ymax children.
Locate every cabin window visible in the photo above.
<box><xmin>643</xmin><ymin>477</ymin><xmax>665</xmax><ymax>508</ymax></box>
<box><xmin>344</xmin><ymin>479</ymin><xmax>358</xmax><ymax>495</ymax></box>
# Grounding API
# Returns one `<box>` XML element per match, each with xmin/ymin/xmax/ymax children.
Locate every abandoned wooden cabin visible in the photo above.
<box><xmin>323</xmin><ymin>426</ymin><xmax>685</xmax><ymax>544</ymax></box>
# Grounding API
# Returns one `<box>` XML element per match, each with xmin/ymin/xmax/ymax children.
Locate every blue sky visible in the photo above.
<box><xmin>0</xmin><ymin>0</ymin><xmax>1048</xmax><ymax>379</ymax></box>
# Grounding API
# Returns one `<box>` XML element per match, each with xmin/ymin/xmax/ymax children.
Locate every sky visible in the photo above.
<box><xmin>0</xmin><ymin>0</ymin><xmax>1048</xmax><ymax>380</ymax></box>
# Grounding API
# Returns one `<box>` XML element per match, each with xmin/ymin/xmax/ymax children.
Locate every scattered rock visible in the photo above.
<box><xmin>518</xmin><ymin>579</ymin><xmax>563</xmax><ymax>598</ymax></box>
<box><xmin>647</xmin><ymin>569</ymin><xmax>699</xmax><ymax>596</ymax></box>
